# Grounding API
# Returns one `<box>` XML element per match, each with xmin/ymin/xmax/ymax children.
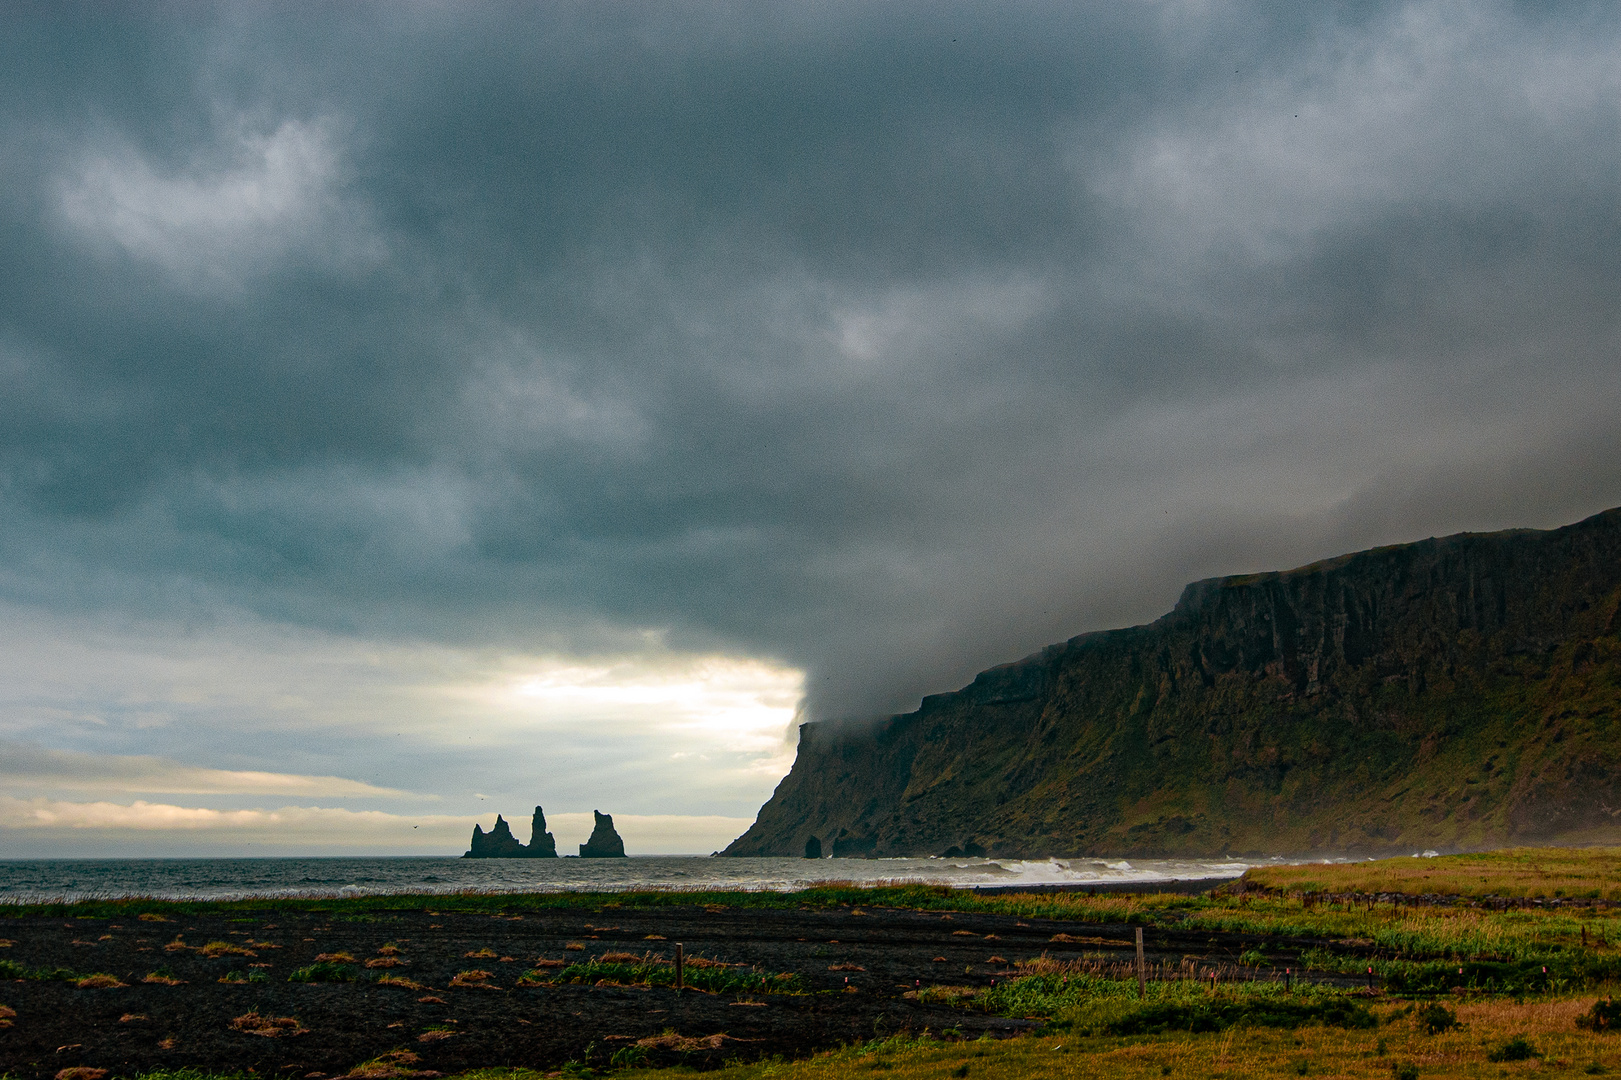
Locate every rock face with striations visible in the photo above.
<box><xmin>724</xmin><ymin>507</ymin><xmax>1621</xmax><ymax>859</ymax></box>
<box><xmin>463</xmin><ymin>805</ymin><xmax>558</xmax><ymax>858</ymax></box>
<box><xmin>578</xmin><ymin>810</ymin><xmax>628</xmax><ymax>858</ymax></box>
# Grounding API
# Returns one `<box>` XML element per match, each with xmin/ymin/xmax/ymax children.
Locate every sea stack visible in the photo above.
<box><xmin>463</xmin><ymin>805</ymin><xmax>558</xmax><ymax>858</ymax></box>
<box><xmin>527</xmin><ymin>805</ymin><xmax>558</xmax><ymax>857</ymax></box>
<box><xmin>578</xmin><ymin>810</ymin><xmax>627</xmax><ymax>858</ymax></box>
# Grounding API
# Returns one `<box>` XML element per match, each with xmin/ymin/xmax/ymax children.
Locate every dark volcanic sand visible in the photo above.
<box><xmin>0</xmin><ymin>896</ymin><xmax>1322</xmax><ymax>1078</ymax></box>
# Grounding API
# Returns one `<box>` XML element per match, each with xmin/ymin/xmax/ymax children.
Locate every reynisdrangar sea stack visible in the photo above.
<box><xmin>463</xmin><ymin>805</ymin><xmax>558</xmax><ymax>858</ymax></box>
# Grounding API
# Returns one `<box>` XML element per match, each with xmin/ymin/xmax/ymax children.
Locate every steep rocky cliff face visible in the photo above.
<box><xmin>725</xmin><ymin>508</ymin><xmax>1621</xmax><ymax>858</ymax></box>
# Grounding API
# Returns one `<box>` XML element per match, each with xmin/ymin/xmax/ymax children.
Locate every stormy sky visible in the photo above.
<box><xmin>3</xmin><ymin>0</ymin><xmax>1620</xmax><ymax>856</ymax></box>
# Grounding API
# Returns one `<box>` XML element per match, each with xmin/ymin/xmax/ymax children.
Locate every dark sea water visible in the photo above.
<box><xmin>0</xmin><ymin>854</ymin><xmax>1262</xmax><ymax>903</ymax></box>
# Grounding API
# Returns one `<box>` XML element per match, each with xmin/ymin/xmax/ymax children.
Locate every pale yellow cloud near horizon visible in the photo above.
<box><xmin>0</xmin><ymin>796</ymin><xmax>755</xmax><ymax>855</ymax></box>
<box><xmin>0</xmin><ymin>741</ymin><xmax>414</xmax><ymax>798</ymax></box>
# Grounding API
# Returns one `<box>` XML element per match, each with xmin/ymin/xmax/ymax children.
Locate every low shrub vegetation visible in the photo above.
<box><xmin>288</xmin><ymin>960</ymin><xmax>359</xmax><ymax>983</ymax></box>
<box><xmin>1580</xmin><ymin>997</ymin><xmax>1621</xmax><ymax>1032</ymax></box>
<box><xmin>1487</xmin><ymin>1035</ymin><xmax>1539</xmax><ymax>1061</ymax></box>
<box><xmin>525</xmin><ymin>953</ymin><xmax>806</xmax><ymax>996</ymax></box>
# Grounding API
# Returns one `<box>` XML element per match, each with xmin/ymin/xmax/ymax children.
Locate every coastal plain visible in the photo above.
<box><xmin>2</xmin><ymin>847</ymin><xmax>1620</xmax><ymax>1079</ymax></box>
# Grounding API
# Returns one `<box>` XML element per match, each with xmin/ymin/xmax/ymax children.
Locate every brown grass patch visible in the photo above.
<box><xmin>75</xmin><ymin>974</ymin><xmax>126</xmax><ymax>988</ymax></box>
<box><xmin>417</xmin><ymin>1030</ymin><xmax>456</xmax><ymax>1043</ymax></box>
<box><xmin>163</xmin><ymin>937</ymin><xmax>188</xmax><ymax>952</ymax></box>
<box><xmin>365</xmin><ymin>957</ymin><xmax>405</xmax><ymax>968</ymax></box>
<box><xmin>636</xmin><ymin>1032</ymin><xmax>750</xmax><ymax>1052</ymax></box>
<box><xmin>200</xmin><ymin>941</ymin><xmax>256</xmax><ymax>957</ymax></box>
<box><xmin>449</xmin><ymin>969</ymin><xmax>496</xmax><ymax>988</ymax></box>
<box><xmin>137</xmin><ymin>914</ymin><xmax>168</xmax><ymax>923</ymax></box>
<box><xmin>157</xmin><ymin>1038</ymin><xmax>178</xmax><ymax>1050</ymax></box>
<box><xmin>55</xmin><ymin>1068</ymin><xmax>108</xmax><ymax>1080</ymax></box>
<box><xmin>142</xmin><ymin>974</ymin><xmax>186</xmax><ymax>986</ymax></box>
<box><xmin>416</xmin><ymin>996</ymin><xmax>446</xmax><ymax>1004</ymax></box>
<box><xmin>118</xmin><ymin>1014</ymin><xmax>145</xmax><ymax>1023</ymax></box>
<box><xmin>0</xmin><ymin>939</ymin><xmax>13</xmax><ymax>947</ymax></box>
<box><xmin>644</xmin><ymin>934</ymin><xmax>667</xmax><ymax>940</ymax></box>
<box><xmin>531</xmin><ymin>958</ymin><xmax>566</xmax><ymax>967</ymax></box>
<box><xmin>333</xmin><ymin>1050</ymin><xmax>433</xmax><ymax>1080</ymax></box>
<box><xmin>828</xmin><ymin>963</ymin><xmax>866</xmax><ymax>972</ymax></box>
<box><xmin>1049</xmin><ymin>933</ymin><xmax>1134</xmax><ymax>946</ymax></box>
<box><xmin>599</xmin><ymin>951</ymin><xmax>643</xmax><ymax>963</ymax></box>
<box><xmin>464</xmin><ymin>947</ymin><xmax>498</xmax><ymax>958</ymax></box>
<box><xmin>0</xmin><ymin>1004</ymin><xmax>14</xmax><ymax>1028</ymax></box>
<box><xmin>229</xmin><ymin>1012</ymin><xmax>307</xmax><ymax>1038</ymax></box>
<box><xmin>314</xmin><ymin>951</ymin><xmax>357</xmax><ymax>962</ymax></box>
<box><xmin>951</xmin><ymin>930</ymin><xmax>977</xmax><ymax>936</ymax></box>
<box><xmin>902</xmin><ymin>984</ymin><xmax>977</xmax><ymax>1004</ymax></box>
<box><xmin>564</xmin><ymin>942</ymin><xmax>585</xmax><ymax>950</ymax></box>
<box><xmin>376</xmin><ymin>944</ymin><xmax>403</xmax><ymax>956</ymax></box>
<box><xmin>987</xmin><ymin>955</ymin><xmax>1009</xmax><ymax>964</ymax></box>
<box><xmin>376</xmin><ymin>974</ymin><xmax>427</xmax><ymax>991</ymax></box>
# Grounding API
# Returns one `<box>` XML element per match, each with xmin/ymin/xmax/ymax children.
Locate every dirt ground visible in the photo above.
<box><xmin>0</xmin><ymin>897</ymin><xmax>1314</xmax><ymax>1078</ymax></box>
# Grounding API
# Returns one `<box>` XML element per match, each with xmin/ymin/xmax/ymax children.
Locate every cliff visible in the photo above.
<box><xmin>579</xmin><ymin>810</ymin><xmax>627</xmax><ymax>858</ymax></box>
<box><xmin>725</xmin><ymin>507</ymin><xmax>1621</xmax><ymax>859</ymax></box>
<box><xmin>463</xmin><ymin>806</ymin><xmax>558</xmax><ymax>858</ymax></box>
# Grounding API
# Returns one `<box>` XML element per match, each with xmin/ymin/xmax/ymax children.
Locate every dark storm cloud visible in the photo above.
<box><xmin>3</xmin><ymin>0</ymin><xmax>1620</xmax><ymax>719</ymax></box>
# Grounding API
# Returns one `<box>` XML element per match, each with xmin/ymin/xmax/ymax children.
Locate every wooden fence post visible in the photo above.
<box><xmin>1135</xmin><ymin>926</ymin><xmax>1146</xmax><ymax>998</ymax></box>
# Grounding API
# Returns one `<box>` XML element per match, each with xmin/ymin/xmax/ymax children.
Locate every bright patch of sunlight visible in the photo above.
<box><xmin>470</xmin><ymin>654</ymin><xmax>805</xmax><ymax>756</ymax></box>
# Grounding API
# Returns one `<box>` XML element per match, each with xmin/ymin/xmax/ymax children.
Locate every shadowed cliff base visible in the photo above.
<box><xmin>726</xmin><ymin>506</ymin><xmax>1621</xmax><ymax>859</ymax></box>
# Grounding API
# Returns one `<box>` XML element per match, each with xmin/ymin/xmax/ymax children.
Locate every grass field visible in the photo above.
<box><xmin>1240</xmin><ymin>847</ymin><xmax>1621</xmax><ymax>901</ymax></box>
<box><xmin>8</xmin><ymin>848</ymin><xmax>1621</xmax><ymax>1079</ymax></box>
<box><xmin>569</xmin><ymin>996</ymin><xmax>1620</xmax><ymax>1079</ymax></box>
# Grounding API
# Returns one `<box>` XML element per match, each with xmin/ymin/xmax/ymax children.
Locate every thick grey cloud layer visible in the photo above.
<box><xmin>3</xmin><ymin>0</ymin><xmax>1621</xmax><ymax>723</ymax></box>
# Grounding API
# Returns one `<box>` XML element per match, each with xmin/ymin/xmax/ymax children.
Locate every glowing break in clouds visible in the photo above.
<box><xmin>457</xmin><ymin>653</ymin><xmax>805</xmax><ymax>765</ymax></box>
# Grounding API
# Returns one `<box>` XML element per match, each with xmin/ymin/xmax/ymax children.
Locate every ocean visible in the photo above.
<box><xmin>0</xmin><ymin>854</ymin><xmax>1263</xmax><ymax>903</ymax></box>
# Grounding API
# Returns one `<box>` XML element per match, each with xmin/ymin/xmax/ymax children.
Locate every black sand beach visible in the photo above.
<box><xmin>1</xmin><ymin>888</ymin><xmax>1312</xmax><ymax>1078</ymax></box>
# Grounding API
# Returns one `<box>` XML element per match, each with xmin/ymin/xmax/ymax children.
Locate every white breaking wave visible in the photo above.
<box><xmin>0</xmin><ymin>853</ymin><xmax>1278</xmax><ymax>903</ymax></box>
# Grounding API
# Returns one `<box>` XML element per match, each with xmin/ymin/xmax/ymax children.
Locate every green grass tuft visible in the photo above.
<box><xmin>287</xmin><ymin>961</ymin><xmax>359</xmax><ymax>983</ymax></box>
